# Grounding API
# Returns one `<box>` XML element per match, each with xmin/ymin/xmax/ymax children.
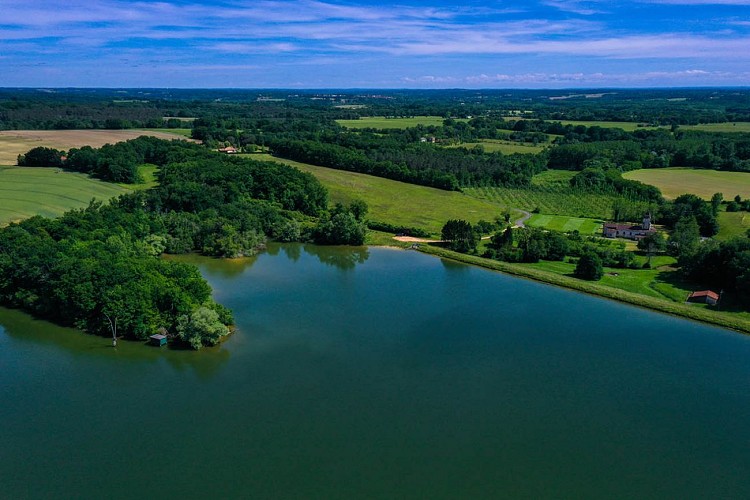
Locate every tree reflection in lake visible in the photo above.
<box><xmin>303</xmin><ymin>244</ymin><xmax>370</xmax><ymax>270</ymax></box>
<box><xmin>0</xmin><ymin>306</ymin><xmax>230</xmax><ymax>379</ymax></box>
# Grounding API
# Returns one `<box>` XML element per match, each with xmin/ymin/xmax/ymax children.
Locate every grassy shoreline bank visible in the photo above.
<box><xmin>395</xmin><ymin>242</ymin><xmax>750</xmax><ymax>335</ymax></box>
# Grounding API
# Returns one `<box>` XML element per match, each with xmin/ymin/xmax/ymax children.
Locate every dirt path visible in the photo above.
<box><xmin>393</xmin><ymin>236</ymin><xmax>443</xmax><ymax>243</ymax></box>
<box><xmin>514</xmin><ymin>209</ymin><xmax>532</xmax><ymax>228</ymax></box>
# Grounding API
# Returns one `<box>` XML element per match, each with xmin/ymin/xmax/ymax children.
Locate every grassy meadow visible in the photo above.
<box><xmin>531</xmin><ymin>169</ymin><xmax>577</xmax><ymax>186</ymax></box>
<box><xmin>680</xmin><ymin>122</ymin><xmax>750</xmax><ymax>133</ymax></box>
<box><xmin>0</xmin><ymin>129</ymin><xmax>193</xmax><ymax>165</ymax></box>
<box><xmin>534</xmin><ymin>120</ymin><xmax>658</xmax><ymax>131</ymax></box>
<box><xmin>526</xmin><ymin>214</ymin><xmax>603</xmax><ymax>234</ymax></box>
<box><xmin>623</xmin><ymin>168</ymin><xmax>750</xmax><ymax>200</ymax></box>
<box><xmin>445</xmin><ymin>140</ymin><xmax>546</xmax><ymax>154</ymax></box>
<box><xmin>0</xmin><ymin>167</ymin><xmax>129</xmax><ymax>225</ymax></box>
<box><xmin>251</xmin><ymin>154</ymin><xmax>510</xmax><ymax>235</ymax></box>
<box><xmin>336</xmin><ymin>116</ymin><xmax>465</xmax><ymax>129</ymax></box>
<box><xmin>717</xmin><ymin>211</ymin><xmax>750</xmax><ymax>241</ymax></box>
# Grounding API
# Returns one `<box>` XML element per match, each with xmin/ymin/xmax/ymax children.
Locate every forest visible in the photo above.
<box><xmin>1</xmin><ymin>137</ymin><xmax>368</xmax><ymax>348</ymax></box>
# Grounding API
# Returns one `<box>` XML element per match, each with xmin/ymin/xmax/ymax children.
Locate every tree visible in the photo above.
<box><xmin>637</xmin><ymin>232</ymin><xmax>666</xmax><ymax>267</ymax></box>
<box><xmin>313</xmin><ymin>206</ymin><xmax>367</xmax><ymax>245</ymax></box>
<box><xmin>490</xmin><ymin>226</ymin><xmax>513</xmax><ymax>249</ymax></box>
<box><xmin>348</xmin><ymin>199</ymin><xmax>369</xmax><ymax>222</ymax></box>
<box><xmin>441</xmin><ymin>219</ymin><xmax>477</xmax><ymax>253</ymax></box>
<box><xmin>669</xmin><ymin>215</ymin><xmax>701</xmax><ymax>261</ymax></box>
<box><xmin>18</xmin><ymin>147</ymin><xmax>65</xmax><ymax>167</ymax></box>
<box><xmin>575</xmin><ymin>253</ymin><xmax>603</xmax><ymax>281</ymax></box>
<box><xmin>711</xmin><ymin>193</ymin><xmax>724</xmax><ymax>215</ymax></box>
<box><xmin>176</xmin><ymin>306</ymin><xmax>230</xmax><ymax>350</ymax></box>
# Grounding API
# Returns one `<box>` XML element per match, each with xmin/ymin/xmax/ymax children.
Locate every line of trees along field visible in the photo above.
<box><xmin>2</xmin><ymin>138</ymin><xmax>370</xmax><ymax>348</ymax></box>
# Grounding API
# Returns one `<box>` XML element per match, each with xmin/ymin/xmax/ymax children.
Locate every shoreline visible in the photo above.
<box><xmin>376</xmin><ymin>242</ymin><xmax>750</xmax><ymax>335</ymax></box>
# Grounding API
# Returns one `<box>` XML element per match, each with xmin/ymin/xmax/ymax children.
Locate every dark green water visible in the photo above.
<box><xmin>3</xmin><ymin>243</ymin><xmax>750</xmax><ymax>499</ymax></box>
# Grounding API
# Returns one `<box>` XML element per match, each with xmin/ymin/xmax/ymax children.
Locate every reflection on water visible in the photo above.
<box><xmin>281</xmin><ymin>242</ymin><xmax>302</xmax><ymax>262</ymax></box>
<box><xmin>303</xmin><ymin>244</ymin><xmax>370</xmax><ymax>270</ymax></box>
<box><xmin>164</xmin><ymin>252</ymin><xmax>260</xmax><ymax>278</ymax></box>
<box><xmin>0</xmin><ymin>306</ymin><xmax>230</xmax><ymax>378</ymax></box>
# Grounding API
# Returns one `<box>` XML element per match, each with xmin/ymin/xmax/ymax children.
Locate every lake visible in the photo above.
<box><xmin>2</xmin><ymin>243</ymin><xmax>750</xmax><ymax>498</ymax></box>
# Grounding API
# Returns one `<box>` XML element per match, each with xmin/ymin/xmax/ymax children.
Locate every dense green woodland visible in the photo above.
<box><xmin>3</xmin><ymin>138</ymin><xmax>369</xmax><ymax>348</ymax></box>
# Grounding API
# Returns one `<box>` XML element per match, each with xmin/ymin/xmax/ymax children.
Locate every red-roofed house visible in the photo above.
<box><xmin>687</xmin><ymin>290</ymin><xmax>720</xmax><ymax>305</ymax></box>
<box><xmin>218</xmin><ymin>146</ymin><xmax>238</xmax><ymax>154</ymax></box>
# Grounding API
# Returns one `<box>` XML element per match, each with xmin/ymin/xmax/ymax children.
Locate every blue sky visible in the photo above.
<box><xmin>0</xmin><ymin>0</ymin><xmax>748</xmax><ymax>88</ymax></box>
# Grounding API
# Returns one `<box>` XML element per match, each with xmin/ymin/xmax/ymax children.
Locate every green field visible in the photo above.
<box><xmin>717</xmin><ymin>211</ymin><xmax>750</xmax><ymax>240</ymax></box>
<box><xmin>251</xmin><ymin>154</ymin><xmax>509</xmax><ymax>234</ymax></box>
<box><xmin>680</xmin><ymin>122</ymin><xmax>750</xmax><ymax>133</ymax></box>
<box><xmin>336</xmin><ymin>116</ymin><xmax>459</xmax><ymax>129</ymax></box>
<box><xmin>623</xmin><ymin>167</ymin><xmax>750</xmax><ymax>200</ymax></box>
<box><xmin>0</xmin><ymin>167</ymin><xmax>129</xmax><ymax>225</ymax></box>
<box><xmin>465</xmin><ymin>185</ymin><xmax>615</xmax><ymax>219</ymax></box>
<box><xmin>539</xmin><ymin>120</ymin><xmax>657</xmax><ymax>131</ymax></box>
<box><xmin>528</xmin><ymin>257</ymin><xmax>692</xmax><ymax>302</ymax></box>
<box><xmin>446</xmin><ymin>140</ymin><xmax>546</xmax><ymax>154</ymax></box>
<box><xmin>141</xmin><ymin>128</ymin><xmax>193</xmax><ymax>138</ymax></box>
<box><xmin>531</xmin><ymin>169</ymin><xmax>577</xmax><ymax>186</ymax></box>
<box><xmin>526</xmin><ymin>214</ymin><xmax>603</xmax><ymax>234</ymax></box>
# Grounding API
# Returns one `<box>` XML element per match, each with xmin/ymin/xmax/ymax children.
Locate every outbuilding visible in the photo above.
<box><xmin>149</xmin><ymin>334</ymin><xmax>168</xmax><ymax>347</ymax></box>
<box><xmin>687</xmin><ymin>290</ymin><xmax>720</xmax><ymax>306</ymax></box>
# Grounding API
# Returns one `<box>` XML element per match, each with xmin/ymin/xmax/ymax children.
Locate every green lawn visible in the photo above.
<box><xmin>251</xmin><ymin>154</ymin><xmax>510</xmax><ymax>235</ymax></box>
<box><xmin>445</xmin><ymin>140</ymin><xmax>546</xmax><ymax>154</ymax></box>
<box><xmin>336</xmin><ymin>116</ymin><xmax>463</xmax><ymax>129</ymax></box>
<box><xmin>716</xmin><ymin>211</ymin><xmax>750</xmax><ymax>240</ymax></box>
<box><xmin>0</xmin><ymin>166</ymin><xmax>129</xmax><ymax>225</ymax></box>
<box><xmin>623</xmin><ymin>167</ymin><xmax>750</xmax><ymax>200</ymax></box>
<box><xmin>526</xmin><ymin>214</ymin><xmax>603</xmax><ymax>234</ymax></box>
<box><xmin>528</xmin><ymin>257</ymin><xmax>692</xmax><ymax>302</ymax></box>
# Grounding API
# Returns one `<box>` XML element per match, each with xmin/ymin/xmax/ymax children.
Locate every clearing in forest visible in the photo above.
<box><xmin>336</xmin><ymin>116</ymin><xmax>457</xmax><ymax>129</ymax></box>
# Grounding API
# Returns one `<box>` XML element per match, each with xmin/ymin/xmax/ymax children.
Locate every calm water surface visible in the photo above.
<box><xmin>2</xmin><ymin>243</ymin><xmax>750</xmax><ymax>498</ymax></box>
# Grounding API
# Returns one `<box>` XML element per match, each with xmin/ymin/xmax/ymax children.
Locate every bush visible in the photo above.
<box><xmin>575</xmin><ymin>253</ymin><xmax>604</xmax><ymax>281</ymax></box>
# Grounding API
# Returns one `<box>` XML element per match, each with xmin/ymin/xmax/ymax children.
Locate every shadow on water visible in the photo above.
<box><xmin>0</xmin><ymin>306</ymin><xmax>230</xmax><ymax>379</ymax></box>
<box><xmin>164</xmin><ymin>252</ymin><xmax>260</xmax><ymax>279</ymax></box>
<box><xmin>281</xmin><ymin>242</ymin><xmax>302</xmax><ymax>262</ymax></box>
<box><xmin>440</xmin><ymin>257</ymin><xmax>471</xmax><ymax>272</ymax></box>
<box><xmin>303</xmin><ymin>244</ymin><xmax>370</xmax><ymax>270</ymax></box>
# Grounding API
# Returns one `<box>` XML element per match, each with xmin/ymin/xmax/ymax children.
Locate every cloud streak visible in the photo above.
<box><xmin>0</xmin><ymin>0</ymin><xmax>748</xmax><ymax>87</ymax></box>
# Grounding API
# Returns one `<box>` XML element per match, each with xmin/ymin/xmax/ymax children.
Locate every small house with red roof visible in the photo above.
<box><xmin>687</xmin><ymin>290</ymin><xmax>720</xmax><ymax>306</ymax></box>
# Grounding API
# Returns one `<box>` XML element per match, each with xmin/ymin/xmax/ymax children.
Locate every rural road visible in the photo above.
<box><xmin>393</xmin><ymin>208</ymin><xmax>533</xmax><ymax>244</ymax></box>
<box><xmin>513</xmin><ymin>209</ymin><xmax>532</xmax><ymax>228</ymax></box>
